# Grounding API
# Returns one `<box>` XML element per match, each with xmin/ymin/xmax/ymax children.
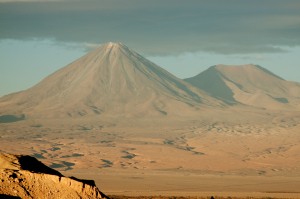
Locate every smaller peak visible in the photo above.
<box><xmin>206</xmin><ymin>65</ymin><xmax>218</xmax><ymax>70</ymax></box>
<box><xmin>210</xmin><ymin>64</ymin><xmax>284</xmax><ymax>80</ymax></box>
<box><xmin>240</xmin><ymin>64</ymin><xmax>260</xmax><ymax>69</ymax></box>
<box><xmin>208</xmin><ymin>64</ymin><xmax>227</xmax><ymax>70</ymax></box>
<box><xmin>212</xmin><ymin>64</ymin><xmax>233</xmax><ymax>68</ymax></box>
<box><xmin>214</xmin><ymin>64</ymin><xmax>258</xmax><ymax>70</ymax></box>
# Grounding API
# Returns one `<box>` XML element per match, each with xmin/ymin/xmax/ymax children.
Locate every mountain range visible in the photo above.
<box><xmin>0</xmin><ymin>42</ymin><xmax>299</xmax><ymax>122</ymax></box>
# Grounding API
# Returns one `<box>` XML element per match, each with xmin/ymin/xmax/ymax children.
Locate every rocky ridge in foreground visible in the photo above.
<box><xmin>0</xmin><ymin>153</ymin><xmax>109</xmax><ymax>199</ymax></box>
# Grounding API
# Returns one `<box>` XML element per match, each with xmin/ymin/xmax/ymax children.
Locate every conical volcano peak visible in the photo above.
<box><xmin>0</xmin><ymin>41</ymin><xmax>221</xmax><ymax>118</ymax></box>
<box><xmin>97</xmin><ymin>42</ymin><xmax>134</xmax><ymax>58</ymax></box>
<box><xmin>103</xmin><ymin>42</ymin><xmax>124</xmax><ymax>49</ymax></box>
<box><xmin>101</xmin><ymin>42</ymin><xmax>130</xmax><ymax>52</ymax></box>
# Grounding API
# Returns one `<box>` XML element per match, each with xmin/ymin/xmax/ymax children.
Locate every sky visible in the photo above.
<box><xmin>0</xmin><ymin>0</ymin><xmax>300</xmax><ymax>97</ymax></box>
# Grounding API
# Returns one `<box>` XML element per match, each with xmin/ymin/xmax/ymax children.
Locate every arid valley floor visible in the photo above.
<box><xmin>1</xmin><ymin>108</ymin><xmax>300</xmax><ymax>198</ymax></box>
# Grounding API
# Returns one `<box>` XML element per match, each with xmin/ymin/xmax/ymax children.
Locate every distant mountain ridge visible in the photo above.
<box><xmin>0</xmin><ymin>43</ymin><xmax>299</xmax><ymax>122</ymax></box>
<box><xmin>185</xmin><ymin>64</ymin><xmax>300</xmax><ymax>110</ymax></box>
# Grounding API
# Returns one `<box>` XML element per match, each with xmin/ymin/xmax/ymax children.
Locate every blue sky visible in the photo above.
<box><xmin>0</xmin><ymin>0</ymin><xmax>300</xmax><ymax>97</ymax></box>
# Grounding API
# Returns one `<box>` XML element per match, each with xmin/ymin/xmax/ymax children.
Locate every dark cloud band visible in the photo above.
<box><xmin>1</xmin><ymin>0</ymin><xmax>299</xmax><ymax>55</ymax></box>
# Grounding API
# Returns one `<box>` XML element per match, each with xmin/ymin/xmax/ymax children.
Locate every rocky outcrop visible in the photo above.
<box><xmin>0</xmin><ymin>153</ymin><xmax>109</xmax><ymax>199</ymax></box>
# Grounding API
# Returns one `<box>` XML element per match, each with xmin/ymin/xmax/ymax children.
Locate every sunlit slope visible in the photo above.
<box><xmin>0</xmin><ymin>42</ymin><xmax>221</xmax><ymax>119</ymax></box>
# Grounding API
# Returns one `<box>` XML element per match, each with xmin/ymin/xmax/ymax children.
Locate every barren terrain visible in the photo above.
<box><xmin>1</xmin><ymin>108</ymin><xmax>300</xmax><ymax>198</ymax></box>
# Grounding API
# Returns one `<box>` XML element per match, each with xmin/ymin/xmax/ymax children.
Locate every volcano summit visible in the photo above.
<box><xmin>0</xmin><ymin>42</ymin><xmax>220</xmax><ymax>119</ymax></box>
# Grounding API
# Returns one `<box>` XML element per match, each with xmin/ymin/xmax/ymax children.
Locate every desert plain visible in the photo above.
<box><xmin>1</xmin><ymin>108</ymin><xmax>300</xmax><ymax>198</ymax></box>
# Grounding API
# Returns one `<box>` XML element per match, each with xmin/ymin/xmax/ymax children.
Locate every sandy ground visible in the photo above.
<box><xmin>68</xmin><ymin>169</ymin><xmax>300</xmax><ymax>198</ymax></box>
<box><xmin>0</xmin><ymin>109</ymin><xmax>300</xmax><ymax>198</ymax></box>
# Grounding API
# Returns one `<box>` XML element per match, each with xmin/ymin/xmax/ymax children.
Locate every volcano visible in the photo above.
<box><xmin>185</xmin><ymin>64</ymin><xmax>300</xmax><ymax>110</ymax></box>
<box><xmin>0</xmin><ymin>42</ymin><xmax>220</xmax><ymax>119</ymax></box>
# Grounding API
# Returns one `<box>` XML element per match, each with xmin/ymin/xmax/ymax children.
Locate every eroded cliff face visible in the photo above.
<box><xmin>0</xmin><ymin>153</ymin><xmax>109</xmax><ymax>199</ymax></box>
